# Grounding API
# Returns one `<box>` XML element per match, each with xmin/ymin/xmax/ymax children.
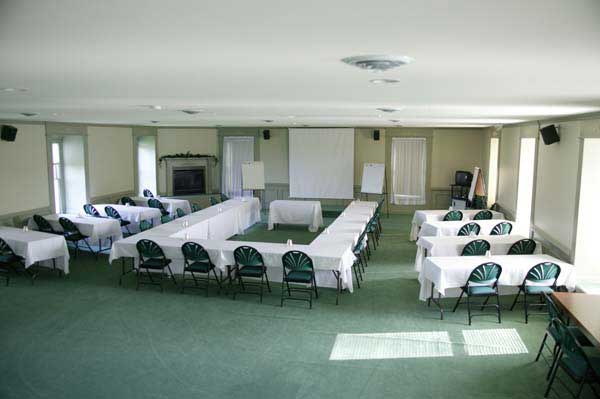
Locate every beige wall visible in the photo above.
<box><xmin>259</xmin><ymin>128</ymin><xmax>288</xmax><ymax>184</ymax></box>
<box><xmin>87</xmin><ymin>126</ymin><xmax>134</xmax><ymax>198</ymax></box>
<box><xmin>430</xmin><ymin>129</ymin><xmax>485</xmax><ymax>188</ymax></box>
<box><xmin>0</xmin><ymin>123</ymin><xmax>49</xmax><ymax>215</ymax></box>
<box><xmin>497</xmin><ymin>126</ymin><xmax>520</xmax><ymax>216</ymax></box>
<box><xmin>354</xmin><ymin>128</ymin><xmax>386</xmax><ymax>185</ymax></box>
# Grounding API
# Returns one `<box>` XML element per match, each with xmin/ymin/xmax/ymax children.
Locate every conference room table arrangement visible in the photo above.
<box><xmin>410</xmin><ymin>209</ymin><xmax>505</xmax><ymax>240</ymax></box>
<box><xmin>268</xmin><ymin>200</ymin><xmax>324</xmax><ymax>232</ymax></box>
<box><xmin>418</xmin><ymin>219</ymin><xmax>514</xmax><ymax>238</ymax></box>
<box><xmin>28</xmin><ymin>213</ymin><xmax>123</xmax><ymax>246</ymax></box>
<box><xmin>131</xmin><ymin>196</ymin><xmax>192</xmax><ymax>216</ymax></box>
<box><xmin>414</xmin><ymin>235</ymin><xmax>542</xmax><ymax>271</ymax></box>
<box><xmin>91</xmin><ymin>204</ymin><xmax>162</xmax><ymax>231</ymax></box>
<box><xmin>0</xmin><ymin>226</ymin><xmax>70</xmax><ymax>274</ymax></box>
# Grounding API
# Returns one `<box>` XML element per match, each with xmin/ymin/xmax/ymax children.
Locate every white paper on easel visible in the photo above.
<box><xmin>241</xmin><ymin>161</ymin><xmax>265</xmax><ymax>190</ymax></box>
<box><xmin>468</xmin><ymin>167</ymin><xmax>480</xmax><ymax>201</ymax></box>
<box><xmin>360</xmin><ymin>163</ymin><xmax>385</xmax><ymax>194</ymax></box>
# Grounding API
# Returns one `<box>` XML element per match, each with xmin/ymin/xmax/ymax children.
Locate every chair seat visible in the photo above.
<box><xmin>141</xmin><ymin>258</ymin><xmax>172</xmax><ymax>269</ymax></box>
<box><xmin>525</xmin><ymin>285</ymin><xmax>554</xmax><ymax>295</ymax></box>
<box><xmin>64</xmin><ymin>233</ymin><xmax>88</xmax><ymax>242</ymax></box>
<box><xmin>238</xmin><ymin>265</ymin><xmax>265</xmax><ymax>277</ymax></box>
<box><xmin>285</xmin><ymin>270</ymin><xmax>313</xmax><ymax>283</ymax></box>
<box><xmin>548</xmin><ymin>325</ymin><xmax>593</xmax><ymax>347</ymax></box>
<box><xmin>560</xmin><ymin>352</ymin><xmax>600</xmax><ymax>381</ymax></box>
<box><xmin>119</xmin><ymin>219</ymin><xmax>131</xmax><ymax>227</ymax></box>
<box><xmin>467</xmin><ymin>286</ymin><xmax>497</xmax><ymax>296</ymax></box>
<box><xmin>0</xmin><ymin>254</ymin><xmax>24</xmax><ymax>264</ymax></box>
<box><xmin>186</xmin><ymin>261</ymin><xmax>213</xmax><ymax>273</ymax></box>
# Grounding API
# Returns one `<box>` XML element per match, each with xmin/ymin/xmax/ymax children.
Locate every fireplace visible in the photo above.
<box><xmin>172</xmin><ymin>166</ymin><xmax>206</xmax><ymax>195</ymax></box>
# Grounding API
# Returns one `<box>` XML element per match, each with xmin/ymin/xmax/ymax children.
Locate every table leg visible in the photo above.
<box><xmin>332</xmin><ymin>271</ymin><xmax>341</xmax><ymax>305</ymax></box>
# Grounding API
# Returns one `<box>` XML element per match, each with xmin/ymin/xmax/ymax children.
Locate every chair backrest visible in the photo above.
<box><xmin>160</xmin><ymin>215</ymin><xmax>172</xmax><ymax>224</ymax></box>
<box><xmin>83</xmin><ymin>203</ymin><xmax>101</xmax><ymax>217</ymax></box>
<box><xmin>543</xmin><ymin>292</ymin><xmax>564</xmax><ymax>323</ymax></box>
<box><xmin>176</xmin><ymin>208</ymin><xmax>185</xmax><ymax>218</ymax></box>
<box><xmin>473</xmin><ymin>210</ymin><xmax>493</xmax><ymax>220</ymax></box>
<box><xmin>220</xmin><ymin>193</ymin><xmax>229</xmax><ymax>202</ymax></box>
<box><xmin>525</xmin><ymin>262</ymin><xmax>561</xmax><ymax>286</ymax></box>
<box><xmin>491</xmin><ymin>222</ymin><xmax>512</xmax><ymax>236</ymax></box>
<box><xmin>552</xmin><ymin>318</ymin><xmax>591</xmax><ymax>371</ymax></box>
<box><xmin>0</xmin><ymin>238</ymin><xmax>16</xmax><ymax>257</ymax></box>
<box><xmin>353</xmin><ymin>230</ymin><xmax>367</xmax><ymax>253</ymax></box>
<box><xmin>148</xmin><ymin>198</ymin><xmax>168</xmax><ymax>215</ymax></box>
<box><xmin>461</xmin><ymin>239</ymin><xmax>491</xmax><ymax>256</ymax></box>
<box><xmin>458</xmin><ymin>222</ymin><xmax>481</xmax><ymax>236</ymax></box>
<box><xmin>443</xmin><ymin>210</ymin><xmax>463</xmax><ymax>221</ymax></box>
<box><xmin>33</xmin><ymin>214</ymin><xmax>54</xmax><ymax>233</ymax></box>
<box><xmin>467</xmin><ymin>262</ymin><xmax>502</xmax><ymax>286</ymax></box>
<box><xmin>58</xmin><ymin>217</ymin><xmax>80</xmax><ymax>234</ymax></box>
<box><xmin>142</xmin><ymin>189</ymin><xmax>154</xmax><ymax>198</ymax></box>
<box><xmin>136</xmin><ymin>239</ymin><xmax>165</xmax><ymax>260</ymax></box>
<box><xmin>282</xmin><ymin>250</ymin><xmax>314</xmax><ymax>273</ymax></box>
<box><xmin>209</xmin><ymin>197</ymin><xmax>219</xmax><ymax>206</ymax></box>
<box><xmin>234</xmin><ymin>246</ymin><xmax>264</xmax><ymax>267</ymax></box>
<box><xmin>104</xmin><ymin>206</ymin><xmax>121</xmax><ymax>220</ymax></box>
<box><xmin>507</xmin><ymin>239</ymin><xmax>537</xmax><ymax>255</ymax></box>
<box><xmin>191</xmin><ymin>203</ymin><xmax>201</xmax><ymax>212</ymax></box>
<box><xmin>139</xmin><ymin>219</ymin><xmax>152</xmax><ymax>232</ymax></box>
<box><xmin>120</xmin><ymin>196</ymin><xmax>136</xmax><ymax>206</ymax></box>
<box><xmin>181</xmin><ymin>242</ymin><xmax>211</xmax><ymax>263</ymax></box>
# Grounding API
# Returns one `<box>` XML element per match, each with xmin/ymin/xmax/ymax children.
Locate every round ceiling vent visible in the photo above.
<box><xmin>342</xmin><ymin>55</ymin><xmax>413</xmax><ymax>71</ymax></box>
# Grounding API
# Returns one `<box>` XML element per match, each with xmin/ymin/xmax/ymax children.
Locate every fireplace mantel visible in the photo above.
<box><xmin>163</xmin><ymin>157</ymin><xmax>218</xmax><ymax>196</ymax></box>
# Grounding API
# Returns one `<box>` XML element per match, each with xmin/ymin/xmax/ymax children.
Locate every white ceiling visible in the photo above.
<box><xmin>1</xmin><ymin>0</ymin><xmax>600</xmax><ymax>128</ymax></box>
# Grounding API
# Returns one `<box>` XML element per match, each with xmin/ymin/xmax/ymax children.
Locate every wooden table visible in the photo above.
<box><xmin>552</xmin><ymin>292</ymin><xmax>600</xmax><ymax>347</ymax></box>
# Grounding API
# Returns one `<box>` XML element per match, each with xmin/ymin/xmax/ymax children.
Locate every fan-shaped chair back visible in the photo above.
<box><xmin>58</xmin><ymin>217</ymin><xmax>80</xmax><ymax>234</ymax></box>
<box><xmin>83</xmin><ymin>204</ymin><xmax>101</xmax><ymax>217</ymax></box>
<box><xmin>191</xmin><ymin>203</ymin><xmax>201</xmax><ymax>212</ymax></box>
<box><xmin>148</xmin><ymin>198</ymin><xmax>168</xmax><ymax>216</ymax></box>
<box><xmin>507</xmin><ymin>239</ymin><xmax>537</xmax><ymax>255</ymax></box>
<box><xmin>282</xmin><ymin>251</ymin><xmax>314</xmax><ymax>273</ymax></box>
<box><xmin>491</xmin><ymin>222</ymin><xmax>512</xmax><ymax>236</ymax></box>
<box><xmin>353</xmin><ymin>230</ymin><xmax>367</xmax><ymax>253</ymax></box>
<box><xmin>120</xmin><ymin>196</ymin><xmax>136</xmax><ymax>206</ymax></box>
<box><xmin>458</xmin><ymin>222</ymin><xmax>481</xmax><ymax>236</ymax></box>
<box><xmin>461</xmin><ymin>239</ymin><xmax>491</xmax><ymax>256</ymax></box>
<box><xmin>467</xmin><ymin>262</ymin><xmax>502</xmax><ymax>286</ymax></box>
<box><xmin>525</xmin><ymin>262</ymin><xmax>561</xmax><ymax>286</ymax></box>
<box><xmin>105</xmin><ymin>206</ymin><xmax>122</xmax><ymax>220</ymax></box>
<box><xmin>182</xmin><ymin>242</ymin><xmax>211</xmax><ymax>263</ymax></box>
<box><xmin>136</xmin><ymin>239</ymin><xmax>165</xmax><ymax>260</ymax></box>
<box><xmin>139</xmin><ymin>220</ymin><xmax>152</xmax><ymax>232</ymax></box>
<box><xmin>234</xmin><ymin>246</ymin><xmax>264</xmax><ymax>267</ymax></box>
<box><xmin>209</xmin><ymin>197</ymin><xmax>219</xmax><ymax>206</ymax></box>
<box><xmin>220</xmin><ymin>193</ymin><xmax>229</xmax><ymax>202</ymax></box>
<box><xmin>176</xmin><ymin>208</ymin><xmax>185</xmax><ymax>218</ymax></box>
<box><xmin>543</xmin><ymin>292</ymin><xmax>563</xmax><ymax>322</ymax></box>
<box><xmin>33</xmin><ymin>214</ymin><xmax>54</xmax><ymax>234</ymax></box>
<box><xmin>473</xmin><ymin>210</ymin><xmax>493</xmax><ymax>220</ymax></box>
<box><xmin>143</xmin><ymin>189</ymin><xmax>154</xmax><ymax>198</ymax></box>
<box><xmin>443</xmin><ymin>210</ymin><xmax>463</xmax><ymax>221</ymax></box>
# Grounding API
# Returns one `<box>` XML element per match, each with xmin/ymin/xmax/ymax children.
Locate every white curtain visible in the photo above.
<box><xmin>222</xmin><ymin>136</ymin><xmax>254</xmax><ymax>198</ymax></box>
<box><xmin>391</xmin><ymin>137</ymin><xmax>427</xmax><ymax>205</ymax></box>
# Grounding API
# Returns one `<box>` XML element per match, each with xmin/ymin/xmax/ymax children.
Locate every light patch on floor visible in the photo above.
<box><xmin>462</xmin><ymin>329</ymin><xmax>528</xmax><ymax>356</ymax></box>
<box><xmin>329</xmin><ymin>331</ymin><xmax>453</xmax><ymax>360</ymax></box>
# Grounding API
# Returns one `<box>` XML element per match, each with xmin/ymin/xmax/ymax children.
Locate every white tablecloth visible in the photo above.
<box><xmin>418</xmin><ymin>219</ymin><xmax>514</xmax><ymax>239</ymax></box>
<box><xmin>268</xmin><ymin>200</ymin><xmax>323</xmax><ymax>232</ymax></box>
<box><xmin>91</xmin><ymin>204</ymin><xmax>162</xmax><ymax>231</ymax></box>
<box><xmin>131</xmin><ymin>196</ymin><xmax>192</xmax><ymax>216</ymax></box>
<box><xmin>418</xmin><ymin>254</ymin><xmax>576</xmax><ymax>301</ymax></box>
<box><xmin>410</xmin><ymin>209</ymin><xmax>505</xmax><ymax>241</ymax></box>
<box><xmin>28</xmin><ymin>214</ymin><xmax>123</xmax><ymax>245</ymax></box>
<box><xmin>414</xmin><ymin>235</ymin><xmax>542</xmax><ymax>271</ymax></box>
<box><xmin>0</xmin><ymin>227</ymin><xmax>70</xmax><ymax>274</ymax></box>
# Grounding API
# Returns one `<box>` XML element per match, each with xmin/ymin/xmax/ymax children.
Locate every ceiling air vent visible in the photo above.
<box><xmin>180</xmin><ymin>109</ymin><xmax>202</xmax><ymax>115</ymax></box>
<box><xmin>342</xmin><ymin>55</ymin><xmax>413</xmax><ymax>71</ymax></box>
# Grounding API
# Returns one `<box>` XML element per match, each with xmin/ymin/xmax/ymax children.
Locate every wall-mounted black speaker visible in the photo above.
<box><xmin>373</xmin><ymin>129</ymin><xmax>380</xmax><ymax>141</ymax></box>
<box><xmin>1</xmin><ymin>125</ymin><xmax>17</xmax><ymax>142</ymax></box>
<box><xmin>263</xmin><ymin>129</ymin><xmax>270</xmax><ymax>140</ymax></box>
<box><xmin>540</xmin><ymin>124</ymin><xmax>560</xmax><ymax>145</ymax></box>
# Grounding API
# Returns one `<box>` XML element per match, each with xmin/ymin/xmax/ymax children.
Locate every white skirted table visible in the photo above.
<box><xmin>268</xmin><ymin>200</ymin><xmax>323</xmax><ymax>232</ymax></box>
<box><xmin>0</xmin><ymin>227</ymin><xmax>70</xmax><ymax>274</ymax></box>
<box><xmin>91</xmin><ymin>204</ymin><xmax>162</xmax><ymax>232</ymax></box>
<box><xmin>131</xmin><ymin>196</ymin><xmax>192</xmax><ymax>216</ymax></box>
<box><xmin>28</xmin><ymin>214</ymin><xmax>123</xmax><ymax>246</ymax></box>
<box><xmin>410</xmin><ymin>209</ymin><xmax>505</xmax><ymax>241</ymax></box>
<box><xmin>414</xmin><ymin>235</ymin><xmax>542</xmax><ymax>271</ymax></box>
<box><xmin>418</xmin><ymin>219</ymin><xmax>514</xmax><ymax>238</ymax></box>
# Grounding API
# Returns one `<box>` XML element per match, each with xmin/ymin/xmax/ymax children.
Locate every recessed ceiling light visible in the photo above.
<box><xmin>377</xmin><ymin>114</ymin><xmax>383</xmax><ymax>118</ymax></box>
<box><xmin>377</xmin><ymin>107</ymin><xmax>403</xmax><ymax>113</ymax></box>
<box><xmin>288</xmin><ymin>115</ymin><xmax>295</xmax><ymax>119</ymax></box>
<box><xmin>342</xmin><ymin>55</ymin><xmax>413</xmax><ymax>71</ymax></box>
<box><xmin>20</xmin><ymin>112</ymin><xmax>37</xmax><ymax>117</ymax></box>
<box><xmin>150</xmin><ymin>105</ymin><xmax>163</xmax><ymax>110</ymax></box>
<box><xmin>370</xmin><ymin>78</ymin><xmax>400</xmax><ymax>85</ymax></box>
<box><xmin>0</xmin><ymin>87</ymin><xmax>28</xmax><ymax>93</ymax></box>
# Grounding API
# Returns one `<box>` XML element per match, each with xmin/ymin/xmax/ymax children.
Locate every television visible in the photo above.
<box><xmin>455</xmin><ymin>171</ymin><xmax>473</xmax><ymax>187</ymax></box>
<box><xmin>540</xmin><ymin>124</ymin><xmax>560</xmax><ymax>145</ymax></box>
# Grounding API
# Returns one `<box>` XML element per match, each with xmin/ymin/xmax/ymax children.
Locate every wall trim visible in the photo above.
<box><xmin>89</xmin><ymin>190</ymin><xmax>135</xmax><ymax>204</ymax></box>
<box><xmin>0</xmin><ymin>205</ymin><xmax>53</xmax><ymax>227</ymax></box>
<box><xmin>532</xmin><ymin>224</ymin><xmax>572</xmax><ymax>262</ymax></box>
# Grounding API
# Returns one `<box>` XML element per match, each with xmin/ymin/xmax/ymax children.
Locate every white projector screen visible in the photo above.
<box><xmin>289</xmin><ymin>128</ymin><xmax>355</xmax><ymax>199</ymax></box>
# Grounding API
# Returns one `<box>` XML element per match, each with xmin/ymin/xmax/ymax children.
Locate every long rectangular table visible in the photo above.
<box><xmin>131</xmin><ymin>196</ymin><xmax>192</xmax><ymax>216</ymax></box>
<box><xmin>418</xmin><ymin>219</ymin><xmax>514</xmax><ymax>238</ymax></box>
<box><xmin>410</xmin><ymin>209</ymin><xmax>505</xmax><ymax>241</ymax></box>
<box><xmin>414</xmin><ymin>235</ymin><xmax>542</xmax><ymax>271</ymax></box>
<box><xmin>91</xmin><ymin>204</ymin><xmax>162</xmax><ymax>231</ymax></box>
<box><xmin>0</xmin><ymin>227</ymin><xmax>70</xmax><ymax>274</ymax></box>
<box><xmin>28</xmin><ymin>214</ymin><xmax>123</xmax><ymax>245</ymax></box>
<box><xmin>552</xmin><ymin>292</ymin><xmax>600</xmax><ymax>347</ymax></box>
<box><xmin>268</xmin><ymin>200</ymin><xmax>323</xmax><ymax>232</ymax></box>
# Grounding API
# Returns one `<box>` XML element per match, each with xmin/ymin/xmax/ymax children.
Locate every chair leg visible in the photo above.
<box><xmin>466</xmin><ymin>294</ymin><xmax>472</xmax><ymax>325</ymax></box>
<box><xmin>524</xmin><ymin>292</ymin><xmax>529</xmax><ymax>324</ymax></box>
<box><xmin>280</xmin><ymin>276</ymin><xmax>285</xmax><ymax>307</ymax></box>
<box><xmin>452</xmin><ymin>290</ymin><xmax>465</xmax><ymax>312</ymax></box>
<box><xmin>313</xmin><ymin>275</ymin><xmax>319</xmax><ymax>299</ymax></box>
<box><xmin>205</xmin><ymin>270</ymin><xmax>210</xmax><ymax>297</ymax></box>
<box><xmin>535</xmin><ymin>332</ymin><xmax>548</xmax><ymax>362</ymax></box>
<box><xmin>265</xmin><ymin>272</ymin><xmax>271</xmax><ymax>292</ymax></box>
<box><xmin>353</xmin><ymin>264</ymin><xmax>361</xmax><ymax>289</ymax></box>
<box><xmin>496</xmin><ymin>292</ymin><xmax>502</xmax><ymax>323</ymax></box>
<box><xmin>259</xmin><ymin>274</ymin><xmax>264</xmax><ymax>303</ymax></box>
<box><xmin>510</xmin><ymin>287</ymin><xmax>522</xmax><ymax>310</ymax></box>
<box><xmin>545</xmin><ymin>350</ymin><xmax>562</xmax><ymax>398</ymax></box>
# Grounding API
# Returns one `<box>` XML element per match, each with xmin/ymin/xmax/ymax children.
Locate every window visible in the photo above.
<box><xmin>51</xmin><ymin>141</ymin><xmax>64</xmax><ymax>213</ymax></box>
<box><xmin>391</xmin><ymin>137</ymin><xmax>427</xmax><ymax>205</ymax></box>
<box><xmin>136</xmin><ymin>135</ymin><xmax>157</xmax><ymax>195</ymax></box>
<box><xmin>222</xmin><ymin>136</ymin><xmax>254</xmax><ymax>198</ymax></box>
<box><xmin>487</xmin><ymin>137</ymin><xmax>499</xmax><ymax>207</ymax></box>
<box><xmin>515</xmin><ymin>138</ymin><xmax>536</xmax><ymax>235</ymax></box>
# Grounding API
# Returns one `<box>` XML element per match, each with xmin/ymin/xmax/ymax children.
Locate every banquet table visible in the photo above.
<box><xmin>414</xmin><ymin>235</ymin><xmax>542</xmax><ymax>271</ymax></box>
<box><xmin>418</xmin><ymin>254</ymin><xmax>576</xmax><ymax>302</ymax></box>
<box><xmin>28</xmin><ymin>214</ymin><xmax>123</xmax><ymax>245</ymax></box>
<box><xmin>410</xmin><ymin>209</ymin><xmax>505</xmax><ymax>241</ymax></box>
<box><xmin>131</xmin><ymin>196</ymin><xmax>192</xmax><ymax>216</ymax></box>
<box><xmin>268</xmin><ymin>200</ymin><xmax>323</xmax><ymax>232</ymax></box>
<box><xmin>552</xmin><ymin>293</ymin><xmax>600</xmax><ymax>347</ymax></box>
<box><xmin>418</xmin><ymin>219</ymin><xmax>514</xmax><ymax>239</ymax></box>
<box><xmin>91</xmin><ymin>204</ymin><xmax>162</xmax><ymax>231</ymax></box>
<box><xmin>0</xmin><ymin>227</ymin><xmax>70</xmax><ymax>274</ymax></box>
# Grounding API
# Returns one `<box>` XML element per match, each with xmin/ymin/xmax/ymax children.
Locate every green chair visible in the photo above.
<box><xmin>509</xmin><ymin>262</ymin><xmax>561</xmax><ymax>323</ymax></box>
<box><xmin>544</xmin><ymin>318</ymin><xmax>600</xmax><ymax>398</ymax></box>
<box><xmin>148</xmin><ymin>198</ymin><xmax>169</xmax><ymax>216</ymax></box>
<box><xmin>142</xmin><ymin>189</ymin><xmax>154</xmax><ymax>198</ymax></box>
<box><xmin>139</xmin><ymin>220</ymin><xmax>152</xmax><ymax>232</ymax></box>
<box><xmin>351</xmin><ymin>231</ymin><xmax>367</xmax><ymax>288</ymax></box>
<box><xmin>281</xmin><ymin>250</ymin><xmax>318</xmax><ymax>309</ymax></box>
<box><xmin>507</xmin><ymin>239</ymin><xmax>537</xmax><ymax>255</ymax></box>
<box><xmin>461</xmin><ymin>239</ymin><xmax>490</xmax><ymax>256</ymax></box>
<box><xmin>491</xmin><ymin>221</ymin><xmax>512</xmax><ymax>236</ymax></box>
<box><xmin>181</xmin><ymin>242</ymin><xmax>221</xmax><ymax>296</ymax></box>
<box><xmin>366</xmin><ymin>216</ymin><xmax>379</xmax><ymax>252</ymax></box>
<box><xmin>83</xmin><ymin>203</ymin><xmax>102</xmax><ymax>217</ymax></box>
<box><xmin>58</xmin><ymin>217</ymin><xmax>96</xmax><ymax>259</ymax></box>
<box><xmin>191</xmin><ymin>203</ymin><xmax>201</xmax><ymax>212</ymax></box>
<box><xmin>457</xmin><ymin>222</ymin><xmax>480</xmax><ymax>236</ymax></box>
<box><xmin>473</xmin><ymin>210</ymin><xmax>493</xmax><ymax>220</ymax></box>
<box><xmin>120</xmin><ymin>196</ymin><xmax>136</xmax><ymax>206</ymax></box>
<box><xmin>105</xmin><ymin>206</ymin><xmax>132</xmax><ymax>235</ymax></box>
<box><xmin>160</xmin><ymin>215</ymin><xmax>172</xmax><ymax>224</ymax></box>
<box><xmin>135</xmin><ymin>239</ymin><xmax>176</xmax><ymax>291</ymax></box>
<box><xmin>209</xmin><ymin>197</ymin><xmax>219</xmax><ymax>206</ymax></box>
<box><xmin>176</xmin><ymin>208</ymin><xmax>186</xmax><ymax>218</ymax></box>
<box><xmin>220</xmin><ymin>193</ymin><xmax>229</xmax><ymax>202</ymax></box>
<box><xmin>443</xmin><ymin>210</ymin><xmax>463</xmax><ymax>221</ymax></box>
<box><xmin>0</xmin><ymin>238</ymin><xmax>27</xmax><ymax>286</ymax></box>
<box><xmin>233</xmin><ymin>246</ymin><xmax>271</xmax><ymax>302</ymax></box>
<box><xmin>33</xmin><ymin>214</ymin><xmax>59</xmax><ymax>234</ymax></box>
<box><xmin>452</xmin><ymin>262</ymin><xmax>502</xmax><ymax>325</ymax></box>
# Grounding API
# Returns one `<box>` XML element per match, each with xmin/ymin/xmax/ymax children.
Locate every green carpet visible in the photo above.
<box><xmin>0</xmin><ymin>215</ymin><xmax>573</xmax><ymax>398</ymax></box>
